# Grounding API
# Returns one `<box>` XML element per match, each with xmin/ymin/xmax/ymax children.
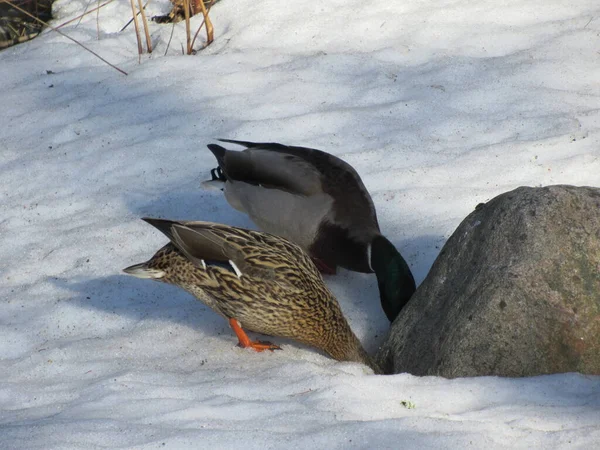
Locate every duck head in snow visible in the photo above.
<box><xmin>369</xmin><ymin>235</ymin><xmax>416</xmax><ymax>322</ymax></box>
<box><xmin>203</xmin><ymin>139</ymin><xmax>417</xmax><ymax>322</ymax></box>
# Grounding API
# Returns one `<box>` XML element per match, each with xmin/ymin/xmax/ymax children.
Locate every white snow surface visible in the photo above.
<box><xmin>1</xmin><ymin>0</ymin><xmax>600</xmax><ymax>448</ymax></box>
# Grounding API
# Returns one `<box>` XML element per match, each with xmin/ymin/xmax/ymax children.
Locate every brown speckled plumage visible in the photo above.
<box><xmin>124</xmin><ymin>218</ymin><xmax>380</xmax><ymax>373</ymax></box>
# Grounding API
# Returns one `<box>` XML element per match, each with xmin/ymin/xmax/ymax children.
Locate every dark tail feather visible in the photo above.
<box><xmin>207</xmin><ymin>144</ymin><xmax>227</xmax><ymax>165</ymax></box>
<box><xmin>140</xmin><ymin>217</ymin><xmax>225</xmax><ymax>264</ymax></box>
<box><xmin>207</xmin><ymin>143</ymin><xmax>230</xmax><ymax>180</ymax></box>
<box><xmin>142</xmin><ymin>217</ymin><xmax>179</xmax><ymax>242</ymax></box>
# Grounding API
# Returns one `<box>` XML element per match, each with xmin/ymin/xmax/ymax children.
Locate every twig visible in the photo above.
<box><xmin>164</xmin><ymin>21</ymin><xmax>176</xmax><ymax>56</ymax></box>
<box><xmin>190</xmin><ymin>0</ymin><xmax>215</xmax><ymax>50</ymax></box>
<box><xmin>121</xmin><ymin>2</ymin><xmax>150</xmax><ymax>33</ymax></box>
<box><xmin>120</xmin><ymin>15</ymin><xmax>135</xmax><ymax>32</ymax></box>
<box><xmin>54</xmin><ymin>0</ymin><xmax>116</xmax><ymax>30</ymax></box>
<box><xmin>190</xmin><ymin>16</ymin><xmax>206</xmax><ymax>51</ymax></box>
<box><xmin>3</xmin><ymin>0</ymin><xmax>127</xmax><ymax>75</ymax></box>
<box><xmin>583</xmin><ymin>17</ymin><xmax>594</xmax><ymax>29</ymax></box>
<box><xmin>76</xmin><ymin>0</ymin><xmax>95</xmax><ymax>27</ymax></box>
<box><xmin>97</xmin><ymin>0</ymin><xmax>100</xmax><ymax>39</ymax></box>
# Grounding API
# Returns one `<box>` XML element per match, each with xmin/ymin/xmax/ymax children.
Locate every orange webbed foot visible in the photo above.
<box><xmin>229</xmin><ymin>318</ymin><xmax>281</xmax><ymax>352</ymax></box>
<box><xmin>240</xmin><ymin>340</ymin><xmax>281</xmax><ymax>352</ymax></box>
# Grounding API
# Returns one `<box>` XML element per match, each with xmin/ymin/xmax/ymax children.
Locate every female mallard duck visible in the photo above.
<box><xmin>123</xmin><ymin>218</ymin><xmax>381</xmax><ymax>374</ymax></box>
<box><xmin>204</xmin><ymin>139</ymin><xmax>416</xmax><ymax>322</ymax></box>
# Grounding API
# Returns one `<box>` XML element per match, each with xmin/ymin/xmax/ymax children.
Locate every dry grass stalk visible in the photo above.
<box><xmin>136</xmin><ymin>0</ymin><xmax>152</xmax><ymax>53</ymax></box>
<box><xmin>164</xmin><ymin>20</ymin><xmax>175</xmax><ymax>56</ymax></box>
<box><xmin>3</xmin><ymin>0</ymin><xmax>127</xmax><ymax>75</ymax></box>
<box><xmin>96</xmin><ymin>0</ymin><xmax>100</xmax><ymax>39</ymax></box>
<box><xmin>54</xmin><ymin>0</ymin><xmax>115</xmax><ymax>30</ymax></box>
<box><xmin>183</xmin><ymin>0</ymin><xmax>191</xmax><ymax>54</ymax></box>
<box><xmin>129</xmin><ymin>0</ymin><xmax>143</xmax><ymax>58</ymax></box>
<box><xmin>155</xmin><ymin>0</ymin><xmax>215</xmax><ymax>54</ymax></box>
<box><xmin>75</xmin><ymin>0</ymin><xmax>94</xmax><ymax>27</ymax></box>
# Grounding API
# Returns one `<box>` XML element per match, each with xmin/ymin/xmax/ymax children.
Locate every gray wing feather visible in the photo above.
<box><xmin>170</xmin><ymin>224</ymin><xmax>229</xmax><ymax>266</ymax></box>
<box><xmin>224</xmin><ymin>181</ymin><xmax>334</xmax><ymax>250</ymax></box>
<box><xmin>143</xmin><ymin>218</ymin><xmax>247</xmax><ymax>271</ymax></box>
<box><xmin>220</xmin><ymin>148</ymin><xmax>323</xmax><ymax>196</ymax></box>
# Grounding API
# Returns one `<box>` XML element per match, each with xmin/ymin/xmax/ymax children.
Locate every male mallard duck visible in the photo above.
<box><xmin>203</xmin><ymin>139</ymin><xmax>416</xmax><ymax>322</ymax></box>
<box><xmin>123</xmin><ymin>218</ymin><xmax>381</xmax><ymax>373</ymax></box>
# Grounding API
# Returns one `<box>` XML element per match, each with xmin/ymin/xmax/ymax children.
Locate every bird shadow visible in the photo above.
<box><xmin>124</xmin><ymin>176</ymin><xmax>255</xmax><ymax>229</ymax></box>
<box><xmin>54</xmin><ymin>272</ymin><xmax>234</xmax><ymax>344</ymax></box>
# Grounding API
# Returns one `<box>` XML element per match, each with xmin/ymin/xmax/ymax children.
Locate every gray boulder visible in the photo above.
<box><xmin>378</xmin><ymin>185</ymin><xmax>600</xmax><ymax>377</ymax></box>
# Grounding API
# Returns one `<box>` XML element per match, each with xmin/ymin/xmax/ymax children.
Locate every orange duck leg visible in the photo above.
<box><xmin>229</xmin><ymin>318</ymin><xmax>281</xmax><ymax>352</ymax></box>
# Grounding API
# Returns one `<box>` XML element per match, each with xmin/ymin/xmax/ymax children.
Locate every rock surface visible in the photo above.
<box><xmin>378</xmin><ymin>185</ymin><xmax>600</xmax><ymax>377</ymax></box>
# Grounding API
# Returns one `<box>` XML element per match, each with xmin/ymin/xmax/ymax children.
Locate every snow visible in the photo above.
<box><xmin>1</xmin><ymin>0</ymin><xmax>600</xmax><ymax>448</ymax></box>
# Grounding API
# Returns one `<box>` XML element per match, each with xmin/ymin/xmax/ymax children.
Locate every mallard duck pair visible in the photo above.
<box><xmin>124</xmin><ymin>140</ymin><xmax>416</xmax><ymax>374</ymax></box>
